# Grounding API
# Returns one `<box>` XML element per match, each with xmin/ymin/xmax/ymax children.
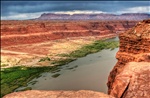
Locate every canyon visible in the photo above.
<box><xmin>1</xmin><ymin>20</ymin><xmax>136</xmax><ymax>67</ymax></box>
<box><xmin>1</xmin><ymin>20</ymin><xmax>136</xmax><ymax>47</ymax></box>
<box><xmin>2</xmin><ymin>19</ymin><xmax>150</xmax><ymax>98</ymax></box>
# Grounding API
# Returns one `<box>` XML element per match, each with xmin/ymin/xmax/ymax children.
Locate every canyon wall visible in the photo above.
<box><xmin>2</xmin><ymin>20</ymin><xmax>150</xmax><ymax>98</ymax></box>
<box><xmin>2</xmin><ymin>20</ymin><xmax>136</xmax><ymax>68</ymax></box>
<box><xmin>1</xmin><ymin>20</ymin><xmax>137</xmax><ymax>47</ymax></box>
<box><xmin>107</xmin><ymin>19</ymin><xmax>150</xmax><ymax>98</ymax></box>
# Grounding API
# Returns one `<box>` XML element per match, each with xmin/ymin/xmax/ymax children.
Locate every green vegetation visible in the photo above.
<box><xmin>1</xmin><ymin>66</ymin><xmax>59</xmax><ymax>97</ymax></box>
<box><xmin>1</xmin><ymin>40</ymin><xmax>119</xmax><ymax>97</ymax></box>
<box><xmin>1</xmin><ymin>64</ymin><xmax>9</xmax><ymax>67</ymax></box>
<box><xmin>52</xmin><ymin>58</ymin><xmax>76</xmax><ymax>66</ymax></box>
<box><xmin>54</xmin><ymin>40</ymin><xmax>119</xmax><ymax>66</ymax></box>
<box><xmin>69</xmin><ymin>40</ymin><xmax>119</xmax><ymax>57</ymax></box>
<box><xmin>39</xmin><ymin>57</ymin><xmax>51</xmax><ymax>62</ymax></box>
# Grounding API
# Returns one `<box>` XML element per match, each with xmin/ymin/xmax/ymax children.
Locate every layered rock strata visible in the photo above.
<box><xmin>107</xmin><ymin>19</ymin><xmax>150</xmax><ymax>98</ymax></box>
<box><xmin>1</xmin><ymin>20</ymin><xmax>137</xmax><ymax>47</ymax></box>
<box><xmin>2</xmin><ymin>20</ymin><xmax>150</xmax><ymax>98</ymax></box>
<box><xmin>1</xmin><ymin>20</ymin><xmax>137</xmax><ymax>67</ymax></box>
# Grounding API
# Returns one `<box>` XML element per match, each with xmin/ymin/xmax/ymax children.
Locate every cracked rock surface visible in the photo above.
<box><xmin>3</xmin><ymin>90</ymin><xmax>114</xmax><ymax>98</ymax></box>
<box><xmin>110</xmin><ymin>62</ymin><xmax>150</xmax><ymax>98</ymax></box>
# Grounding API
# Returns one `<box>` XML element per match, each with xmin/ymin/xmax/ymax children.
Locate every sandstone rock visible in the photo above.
<box><xmin>1</xmin><ymin>20</ymin><xmax>137</xmax><ymax>47</ymax></box>
<box><xmin>110</xmin><ymin>62</ymin><xmax>150</xmax><ymax>98</ymax></box>
<box><xmin>107</xmin><ymin>19</ymin><xmax>150</xmax><ymax>97</ymax></box>
<box><xmin>3</xmin><ymin>90</ymin><xmax>114</xmax><ymax>98</ymax></box>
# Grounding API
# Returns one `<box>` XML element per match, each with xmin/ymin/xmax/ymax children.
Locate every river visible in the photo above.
<box><xmin>17</xmin><ymin>37</ymin><xmax>119</xmax><ymax>94</ymax></box>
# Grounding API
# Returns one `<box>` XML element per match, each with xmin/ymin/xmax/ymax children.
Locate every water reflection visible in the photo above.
<box><xmin>26</xmin><ymin>48</ymin><xmax>118</xmax><ymax>93</ymax></box>
<box><xmin>16</xmin><ymin>37</ymin><xmax>119</xmax><ymax>94</ymax></box>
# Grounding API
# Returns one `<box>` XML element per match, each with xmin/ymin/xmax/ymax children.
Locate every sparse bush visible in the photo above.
<box><xmin>39</xmin><ymin>57</ymin><xmax>51</xmax><ymax>62</ymax></box>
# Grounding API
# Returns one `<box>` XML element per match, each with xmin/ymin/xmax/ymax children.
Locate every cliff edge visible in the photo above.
<box><xmin>3</xmin><ymin>19</ymin><xmax>150</xmax><ymax>98</ymax></box>
<box><xmin>107</xmin><ymin>19</ymin><xmax>150</xmax><ymax>98</ymax></box>
<box><xmin>3</xmin><ymin>90</ymin><xmax>114</xmax><ymax>98</ymax></box>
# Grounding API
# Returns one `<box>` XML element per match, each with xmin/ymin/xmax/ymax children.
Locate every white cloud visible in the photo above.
<box><xmin>117</xmin><ymin>6</ymin><xmax>150</xmax><ymax>14</ymax></box>
<box><xmin>1</xmin><ymin>10</ymin><xmax>107</xmax><ymax>20</ymax></box>
<box><xmin>1</xmin><ymin>11</ymin><xmax>50</xmax><ymax>20</ymax></box>
<box><xmin>1</xmin><ymin>7</ymin><xmax>149</xmax><ymax>20</ymax></box>
<box><xmin>54</xmin><ymin>10</ymin><xmax>107</xmax><ymax>15</ymax></box>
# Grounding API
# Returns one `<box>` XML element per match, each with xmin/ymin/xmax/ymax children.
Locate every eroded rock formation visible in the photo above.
<box><xmin>1</xmin><ymin>20</ymin><xmax>137</xmax><ymax>47</ymax></box>
<box><xmin>110</xmin><ymin>62</ymin><xmax>150</xmax><ymax>98</ymax></box>
<box><xmin>3</xmin><ymin>90</ymin><xmax>114</xmax><ymax>98</ymax></box>
<box><xmin>1</xmin><ymin>20</ymin><xmax>137</xmax><ymax>67</ymax></box>
<box><xmin>2</xmin><ymin>19</ymin><xmax>150</xmax><ymax>98</ymax></box>
<box><xmin>107</xmin><ymin>19</ymin><xmax>150</xmax><ymax>98</ymax></box>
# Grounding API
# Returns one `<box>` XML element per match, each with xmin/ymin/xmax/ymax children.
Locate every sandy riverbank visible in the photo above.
<box><xmin>1</xmin><ymin>34</ymin><xmax>117</xmax><ymax>68</ymax></box>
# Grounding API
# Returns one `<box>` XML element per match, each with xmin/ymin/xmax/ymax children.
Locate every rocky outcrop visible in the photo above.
<box><xmin>1</xmin><ymin>20</ymin><xmax>137</xmax><ymax>47</ymax></box>
<box><xmin>3</xmin><ymin>90</ymin><xmax>114</xmax><ymax>98</ymax></box>
<box><xmin>107</xmin><ymin>19</ymin><xmax>150</xmax><ymax>98</ymax></box>
<box><xmin>109</xmin><ymin>62</ymin><xmax>150</xmax><ymax>98</ymax></box>
<box><xmin>37</xmin><ymin>13</ymin><xmax>150</xmax><ymax>21</ymax></box>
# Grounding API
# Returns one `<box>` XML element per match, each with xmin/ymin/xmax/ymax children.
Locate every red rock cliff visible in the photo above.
<box><xmin>1</xmin><ymin>20</ymin><xmax>137</xmax><ymax>47</ymax></box>
<box><xmin>107</xmin><ymin>19</ymin><xmax>150</xmax><ymax>98</ymax></box>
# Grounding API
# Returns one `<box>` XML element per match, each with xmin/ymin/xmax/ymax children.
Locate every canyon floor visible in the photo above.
<box><xmin>2</xmin><ymin>20</ymin><xmax>135</xmax><ymax>68</ymax></box>
<box><xmin>1</xmin><ymin>20</ymin><xmax>141</xmax><ymax>97</ymax></box>
<box><xmin>1</xmin><ymin>34</ymin><xmax>116</xmax><ymax>68</ymax></box>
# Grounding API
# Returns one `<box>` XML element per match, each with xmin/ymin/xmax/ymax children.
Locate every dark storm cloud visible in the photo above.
<box><xmin>1</xmin><ymin>1</ymin><xmax>150</xmax><ymax>20</ymax></box>
<box><xmin>1</xmin><ymin>1</ymin><xmax>94</xmax><ymax>16</ymax></box>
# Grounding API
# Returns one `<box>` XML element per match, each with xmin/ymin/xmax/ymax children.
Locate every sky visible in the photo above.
<box><xmin>1</xmin><ymin>1</ymin><xmax>150</xmax><ymax>20</ymax></box>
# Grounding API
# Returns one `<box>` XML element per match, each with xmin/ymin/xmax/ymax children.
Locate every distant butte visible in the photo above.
<box><xmin>35</xmin><ymin>13</ymin><xmax>150</xmax><ymax>21</ymax></box>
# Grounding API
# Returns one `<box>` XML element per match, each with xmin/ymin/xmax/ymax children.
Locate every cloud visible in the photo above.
<box><xmin>54</xmin><ymin>10</ymin><xmax>107</xmax><ymax>15</ymax></box>
<box><xmin>117</xmin><ymin>6</ymin><xmax>150</xmax><ymax>14</ymax></box>
<box><xmin>1</xmin><ymin>1</ymin><xmax>150</xmax><ymax>20</ymax></box>
<box><xmin>1</xmin><ymin>10</ymin><xmax>107</xmax><ymax>20</ymax></box>
<box><xmin>1</xmin><ymin>11</ymin><xmax>50</xmax><ymax>20</ymax></box>
<box><xmin>2</xmin><ymin>3</ymin><xmax>57</xmax><ymax>15</ymax></box>
<box><xmin>2</xmin><ymin>1</ymin><xmax>149</xmax><ymax>15</ymax></box>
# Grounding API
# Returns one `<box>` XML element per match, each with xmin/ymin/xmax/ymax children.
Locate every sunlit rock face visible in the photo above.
<box><xmin>1</xmin><ymin>20</ymin><xmax>137</xmax><ymax>47</ymax></box>
<box><xmin>1</xmin><ymin>20</ymin><xmax>136</xmax><ymax>67</ymax></box>
<box><xmin>109</xmin><ymin>62</ymin><xmax>150</xmax><ymax>98</ymax></box>
<box><xmin>107</xmin><ymin>19</ymin><xmax>150</xmax><ymax>98</ymax></box>
<box><xmin>3</xmin><ymin>90</ymin><xmax>114</xmax><ymax>98</ymax></box>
